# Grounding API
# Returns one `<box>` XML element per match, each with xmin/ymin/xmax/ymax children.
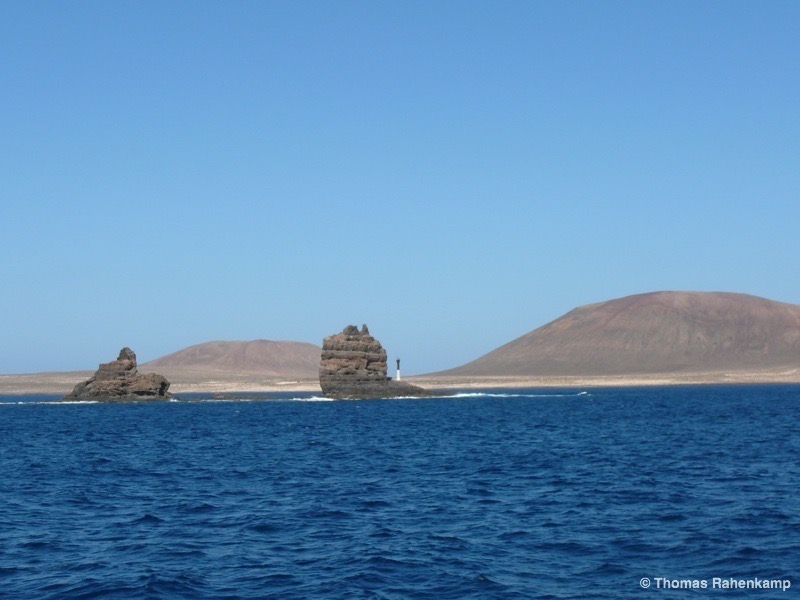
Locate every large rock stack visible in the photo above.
<box><xmin>319</xmin><ymin>325</ymin><xmax>430</xmax><ymax>399</ymax></box>
<box><xmin>62</xmin><ymin>347</ymin><xmax>171</xmax><ymax>402</ymax></box>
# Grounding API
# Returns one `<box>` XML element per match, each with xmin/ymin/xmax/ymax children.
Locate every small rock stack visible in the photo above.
<box><xmin>319</xmin><ymin>325</ymin><xmax>430</xmax><ymax>399</ymax></box>
<box><xmin>62</xmin><ymin>347</ymin><xmax>171</xmax><ymax>402</ymax></box>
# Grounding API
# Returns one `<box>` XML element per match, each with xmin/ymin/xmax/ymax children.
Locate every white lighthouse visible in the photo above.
<box><xmin>396</xmin><ymin>358</ymin><xmax>401</xmax><ymax>381</ymax></box>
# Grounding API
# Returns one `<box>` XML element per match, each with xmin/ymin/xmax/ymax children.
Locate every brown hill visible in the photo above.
<box><xmin>143</xmin><ymin>340</ymin><xmax>321</xmax><ymax>377</ymax></box>
<box><xmin>437</xmin><ymin>292</ymin><xmax>800</xmax><ymax>376</ymax></box>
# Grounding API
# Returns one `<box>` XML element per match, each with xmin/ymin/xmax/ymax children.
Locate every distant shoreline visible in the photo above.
<box><xmin>411</xmin><ymin>372</ymin><xmax>800</xmax><ymax>390</ymax></box>
<box><xmin>1</xmin><ymin>369</ymin><xmax>799</xmax><ymax>395</ymax></box>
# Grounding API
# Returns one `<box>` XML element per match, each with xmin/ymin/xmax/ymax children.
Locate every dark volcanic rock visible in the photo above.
<box><xmin>62</xmin><ymin>347</ymin><xmax>171</xmax><ymax>402</ymax></box>
<box><xmin>320</xmin><ymin>325</ymin><xmax>430</xmax><ymax>399</ymax></box>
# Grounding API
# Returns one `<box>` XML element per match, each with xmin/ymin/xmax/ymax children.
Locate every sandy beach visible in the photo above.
<box><xmin>0</xmin><ymin>369</ymin><xmax>321</xmax><ymax>395</ymax></box>
<box><xmin>410</xmin><ymin>370</ymin><xmax>800</xmax><ymax>390</ymax></box>
<box><xmin>2</xmin><ymin>368</ymin><xmax>799</xmax><ymax>396</ymax></box>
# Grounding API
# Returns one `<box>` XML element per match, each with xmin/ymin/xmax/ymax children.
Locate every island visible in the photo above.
<box><xmin>319</xmin><ymin>325</ymin><xmax>431</xmax><ymax>399</ymax></box>
<box><xmin>61</xmin><ymin>347</ymin><xmax>171</xmax><ymax>402</ymax></box>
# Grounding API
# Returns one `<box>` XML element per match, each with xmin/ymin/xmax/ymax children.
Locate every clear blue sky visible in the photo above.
<box><xmin>2</xmin><ymin>1</ymin><xmax>798</xmax><ymax>374</ymax></box>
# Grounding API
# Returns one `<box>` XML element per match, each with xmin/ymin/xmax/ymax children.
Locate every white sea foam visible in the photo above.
<box><xmin>234</xmin><ymin>396</ymin><xmax>334</xmax><ymax>402</ymax></box>
<box><xmin>39</xmin><ymin>400</ymin><xmax>99</xmax><ymax>405</ymax></box>
<box><xmin>173</xmin><ymin>395</ymin><xmax>335</xmax><ymax>403</ymax></box>
<box><xmin>448</xmin><ymin>392</ymin><xmax>525</xmax><ymax>398</ymax></box>
<box><xmin>0</xmin><ymin>400</ymin><xmax>100</xmax><ymax>406</ymax></box>
<box><xmin>278</xmin><ymin>396</ymin><xmax>334</xmax><ymax>402</ymax></box>
<box><xmin>375</xmin><ymin>391</ymin><xmax>591</xmax><ymax>400</ymax></box>
<box><xmin>1</xmin><ymin>392</ymin><xmax>592</xmax><ymax>406</ymax></box>
<box><xmin>443</xmin><ymin>392</ymin><xmax>589</xmax><ymax>399</ymax></box>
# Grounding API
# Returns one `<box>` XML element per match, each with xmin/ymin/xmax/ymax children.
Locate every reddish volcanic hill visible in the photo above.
<box><xmin>144</xmin><ymin>340</ymin><xmax>320</xmax><ymax>377</ymax></box>
<box><xmin>438</xmin><ymin>292</ymin><xmax>800</xmax><ymax>376</ymax></box>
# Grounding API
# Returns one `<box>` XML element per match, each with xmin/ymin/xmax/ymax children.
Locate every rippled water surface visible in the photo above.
<box><xmin>1</xmin><ymin>386</ymin><xmax>799</xmax><ymax>598</ymax></box>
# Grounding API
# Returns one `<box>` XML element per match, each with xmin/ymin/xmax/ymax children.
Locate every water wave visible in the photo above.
<box><xmin>1</xmin><ymin>385</ymin><xmax>797</xmax><ymax>598</ymax></box>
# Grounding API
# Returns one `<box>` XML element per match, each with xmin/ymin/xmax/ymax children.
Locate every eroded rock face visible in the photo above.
<box><xmin>62</xmin><ymin>347</ymin><xmax>171</xmax><ymax>402</ymax></box>
<box><xmin>319</xmin><ymin>325</ymin><xmax>429</xmax><ymax>399</ymax></box>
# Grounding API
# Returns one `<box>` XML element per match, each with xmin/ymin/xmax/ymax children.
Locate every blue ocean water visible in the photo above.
<box><xmin>1</xmin><ymin>386</ymin><xmax>798</xmax><ymax>599</ymax></box>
